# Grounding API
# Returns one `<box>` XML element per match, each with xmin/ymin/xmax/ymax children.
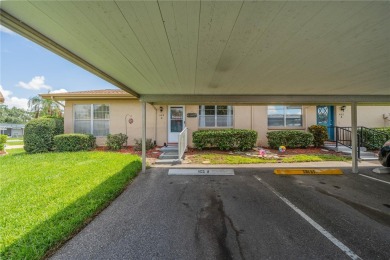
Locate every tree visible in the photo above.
<box><xmin>28</xmin><ymin>95</ymin><xmax>63</xmax><ymax>118</ymax></box>
<box><xmin>0</xmin><ymin>105</ymin><xmax>32</xmax><ymax>124</ymax></box>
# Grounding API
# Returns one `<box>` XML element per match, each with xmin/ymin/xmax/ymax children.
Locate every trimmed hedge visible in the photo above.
<box><xmin>192</xmin><ymin>129</ymin><xmax>258</xmax><ymax>151</ymax></box>
<box><xmin>267</xmin><ymin>130</ymin><xmax>313</xmax><ymax>149</ymax></box>
<box><xmin>361</xmin><ymin>128</ymin><xmax>390</xmax><ymax>150</ymax></box>
<box><xmin>308</xmin><ymin>125</ymin><xmax>328</xmax><ymax>147</ymax></box>
<box><xmin>0</xmin><ymin>134</ymin><xmax>7</xmax><ymax>151</ymax></box>
<box><xmin>24</xmin><ymin>118</ymin><xmax>64</xmax><ymax>153</ymax></box>
<box><xmin>106</xmin><ymin>133</ymin><xmax>128</xmax><ymax>150</ymax></box>
<box><xmin>54</xmin><ymin>134</ymin><xmax>96</xmax><ymax>152</ymax></box>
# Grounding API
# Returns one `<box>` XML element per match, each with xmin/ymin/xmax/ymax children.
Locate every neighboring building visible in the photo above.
<box><xmin>0</xmin><ymin>90</ymin><xmax>4</xmax><ymax>104</ymax></box>
<box><xmin>0</xmin><ymin>123</ymin><xmax>25</xmax><ymax>137</ymax></box>
<box><xmin>41</xmin><ymin>89</ymin><xmax>390</xmax><ymax>147</ymax></box>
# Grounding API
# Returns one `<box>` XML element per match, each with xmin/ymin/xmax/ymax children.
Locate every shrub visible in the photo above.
<box><xmin>54</xmin><ymin>134</ymin><xmax>96</xmax><ymax>152</ymax></box>
<box><xmin>0</xmin><ymin>134</ymin><xmax>7</xmax><ymax>151</ymax></box>
<box><xmin>134</xmin><ymin>138</ymin><xmax>156</xmax><ymax>151</ymax></box>
<box><xmin>24</xmin><ymin>118</ymin><xmax>64</xmax><ymax>153</ymax></box>
<box><xmin>267</xmin><ymin>130</ymin><xmax>314</xmax><ymax>149</ymax></box>
<box><xmin>308</xmin><ymin>125</ymin><xmax>328</xmax><ymax>147</ymax></box>
<box><xmin>360</xmin><ymin>127</ymin><xmax>390</xmax><ymax>150</ymax></box>
<box><xmin>106</xmin><ymin>133</ymin><xmax>128</xmax><ymax>150</ymax></box>
<box><xmin>192</xmin><ymin>129</ymin><xmax>258</xmax><ymax>151</ymax></box>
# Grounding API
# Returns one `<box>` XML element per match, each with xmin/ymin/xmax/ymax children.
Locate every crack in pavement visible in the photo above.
<box><xmin>194</xmin><ymin>190</ymin><xmax>245</xmax><ymax>260</ymax></box>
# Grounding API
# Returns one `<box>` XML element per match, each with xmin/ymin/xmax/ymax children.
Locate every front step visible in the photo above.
<box><xmin>324</xmin><ymin>143</ymin><xmax>378</xmax><ymax>161</ymax></box>
<box><xmin>160</xmin><ymin>146</ymin><xmax>179</xmax><ymax>152</ymax></box>
<box><xmin>324</xmin><ymin>143</ymin><xmax>367</xmax><ymax>153</ymax></box>
<box><xmin>156</xmin><ymin>145</ymin><xmax>181</xmax><ymax>164</ymax></box>
<box><xmin>159</xmin><ymin>151</ymin><xmax>179</xmax><ymax>160</ymax></box>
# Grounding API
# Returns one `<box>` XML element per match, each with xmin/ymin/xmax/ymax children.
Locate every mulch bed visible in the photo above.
<box><xmin>185</xmin><ymin>147</ymin><xmax>341</xmax><ymax>157</ymax></box>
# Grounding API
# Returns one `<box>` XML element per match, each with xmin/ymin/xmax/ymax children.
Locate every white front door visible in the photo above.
<box><xmin>168</xmin><ymin>106</ymin><xmax>185</xmax><ymax>143</ymax></box>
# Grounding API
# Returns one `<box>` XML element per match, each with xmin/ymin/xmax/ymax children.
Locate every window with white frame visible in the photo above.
<box><xmin>268</xmin><ymin>106</ymin><xmax>302</xmax><ymax>127</ymax></box>
<box><xmin>74</xmin><ymin>104</ymin><xmax>110</xmax><ymax>136</ymax></box>
<box><xmin>199</xmin><ymin>105</ymin><xmax>233</xmax><ymax>128</ymax></box>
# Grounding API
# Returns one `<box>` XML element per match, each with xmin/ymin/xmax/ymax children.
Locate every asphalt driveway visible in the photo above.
<box><xmin>51</xmin><ymin>164</ymin><xmax>390</xmax><ymax>260</ymax></box>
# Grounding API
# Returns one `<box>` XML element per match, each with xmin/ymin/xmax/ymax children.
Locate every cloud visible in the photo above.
<box><xmin>17</xmin><ymin>76</ymin><xmax>52</xmax><ymax>91</ymax></box>
<box><xmin>0</xmin><ymin>85</ymin><xmax>29</xmax><ymax>110</ymax></box>
<box><xmin>51</xmin><ymin>89</ymin><xmax>68</xmax><ymax>94</ymax></box>
<box><xmin>0</xmin><ymin>25</ymin><xmax>15</xmax><ymax>35</ymax></box>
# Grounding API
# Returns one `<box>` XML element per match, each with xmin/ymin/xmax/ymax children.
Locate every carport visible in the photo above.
<box><xmin>1</xmin><ymin>1</ymin><xmax>389</xmax><ymax>173</ymax></box>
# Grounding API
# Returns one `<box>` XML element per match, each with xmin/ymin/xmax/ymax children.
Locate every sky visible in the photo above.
<box><xmin>0</xmin><ymin>25</ymin><xmax>117</xmax><ymax>110</ymax></box>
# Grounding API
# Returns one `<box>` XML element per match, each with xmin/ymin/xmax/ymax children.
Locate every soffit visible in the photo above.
<box><xmin>1</xmin><ymin>1</ymin><xmax>390</xmax><ymax>104</ymax></box>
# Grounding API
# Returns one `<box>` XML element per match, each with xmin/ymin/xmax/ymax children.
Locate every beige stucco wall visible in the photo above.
<box><xmin>335</xmin><ymin>106</ymin><xmax>390</xmax><ymax>128</ymax></box>
<box><xmin>64</xmin><ymin>101</ymin><xmax>390</xmax><ymax>148</ymax></box>
<box><xmin>184</xmin><ymin>105</ymin><xmax>318</xmax><ymax>147</ymax></box>
<box><xmin>65</xmin><ymin>100</ymin><xmax>168</xmax><ymax>146</ymax></box>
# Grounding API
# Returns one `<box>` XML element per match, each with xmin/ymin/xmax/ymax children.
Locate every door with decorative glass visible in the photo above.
<box><xmin>317</xmin><ymin>106</ymin><xmax>335</xmax><ymax>140</ymax></box>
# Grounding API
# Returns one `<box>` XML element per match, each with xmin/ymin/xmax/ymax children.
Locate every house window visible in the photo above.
<box><xmin>199</xmin><ymin>105</ymin><xmax>233</xmax><ymax>127</ymax></box>
<box><xmin>74</xmin><ymin>104</ymin><xmax>109</xmax><ymax>136</ymax></box>
<box><xmin>268</xmin><ymin>106</ymin><xmax>302</xmax><ymax>127</ymax></box>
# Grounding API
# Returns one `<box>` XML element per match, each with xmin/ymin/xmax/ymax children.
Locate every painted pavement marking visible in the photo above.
<box><xmin>359</xmin><ymin>174</ymin><xmax>390</xmax><ymax>185</ymax></box>
<box><xmin>254</xmin><ymin>176</ymin><xmax>361</xmax><ymax>260</ymax></box>
<box><xmin>168</xmin><ymin>168</ymin><xmax>234</xmax><ymax>176</ymax></box>
<box><xmin>274</xmin><ymin>168</ymin><xmax>343</xmax><ymax>175</ymax></box>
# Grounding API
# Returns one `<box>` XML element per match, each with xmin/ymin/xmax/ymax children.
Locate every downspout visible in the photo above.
<box><xmin>250</xmin><ymin>106</ymin><xmax>253</xmax><ymax>130</ymax></box>
<box><xmin>304</xmin><ymin>106</ymin><xmax>308</xmax><ymax>130</ymax></box>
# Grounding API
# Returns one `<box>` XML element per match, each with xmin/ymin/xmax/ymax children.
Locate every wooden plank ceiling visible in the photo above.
<box><xmin>1</xmin><ymin>1</ymin><xmax>389</xmax><ymax>104</ymax></box>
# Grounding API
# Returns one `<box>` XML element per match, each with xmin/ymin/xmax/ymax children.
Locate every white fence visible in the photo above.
<box><xmin>178</xmin><ymin>127</ymin><xmax>188</xmax><ymax>160</ymax></box>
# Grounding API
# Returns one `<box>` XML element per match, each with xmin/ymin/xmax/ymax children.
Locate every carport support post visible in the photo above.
<box><xmin>351</xmin><ymin>102</ymin><xmax>358</xmax><ymax>173</ymax></box>
<box><xmin>141</xmin><ymin>101</ymin><xmax>147</xmax><ymax>173</ymax></box>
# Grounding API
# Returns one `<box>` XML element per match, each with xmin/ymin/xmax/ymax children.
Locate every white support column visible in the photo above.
<box><xmin>141</xmin><ymin>101</ymin><xmax>146</xmax><ymax>173</ymax></box>
<box><xmin>351</xmin><ymin>102</ymin><xmax>358</xmax><ymax>173</ymax></box>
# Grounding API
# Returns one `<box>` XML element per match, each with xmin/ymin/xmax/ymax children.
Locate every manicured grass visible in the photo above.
<box><xmin>191</xmin><ymin>154</ymin><xmax>277</xmax><ymax>164</ymax></box>
<box><xmin>190</xmin><ymin>153</ymin><xmax>348</xmax><ymax>164</ymax></box>
<box><xmin>0</xmin><ymin>151</ymin><xmax>141</xmax><ymax>260</ymax></box>
<box><xmin>6</xmin><ymin>140</ymin><xmax>24</xmax><ymax>146</ymax></box>
<box><xmin>4</xmin><ymin>148</ymin><xmax>25</xmax><ymax>155</ymax></box>
<box><xmin>281</xmin><ymin>154</ymin><xmax>348</xmax><ymax>163</ymax></box>
<box><xmin>5</xmin><ymin>138</ymin><xmax>24</xmax><ymax>145</ymax></box>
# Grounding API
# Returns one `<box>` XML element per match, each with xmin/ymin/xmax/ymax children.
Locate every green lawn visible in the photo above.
<box><xmin>4</xmin><ymin>148</ymin><xmax>25</xmax><ymax>155</ymax></box>
<box><xmin>0</xmin><ymin>151</ymin><xmax>141</xmax><ymax>260</ymax></box>
<box><xmin>190</xmin><ymin>153</ymin><xmax>348</xmax><ymax>164</ymax></box>
<box><xmin>6</xmin><ymin>141</ymin><xmax>24</xmax><ymax>146</ymax></box>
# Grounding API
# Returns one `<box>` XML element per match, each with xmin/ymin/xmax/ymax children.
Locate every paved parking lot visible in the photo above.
<box><xmin>51</xmin><ymin>164</ymin><xmax>390</xmax><ymax>260</ymax></box>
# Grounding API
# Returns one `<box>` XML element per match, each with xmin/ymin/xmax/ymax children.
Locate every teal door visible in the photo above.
<box><xmin>317</xmin><ymin>106</ymin><xmax>335</xmax><ymax>140</ymax></box>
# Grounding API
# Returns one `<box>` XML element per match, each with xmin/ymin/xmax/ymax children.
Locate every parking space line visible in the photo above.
<box><xmin>254</xmin><ymin>176</ymin><xmax>361</xmax><ymax>260</ymax></box>
<box><xmin>358</xmin><ymin>174</ymin><xmax>390</xmax><ymax>185</ymax></box>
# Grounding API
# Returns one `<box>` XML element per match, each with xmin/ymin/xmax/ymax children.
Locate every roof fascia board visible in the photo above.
<box><xmin>40</xmin><ymin>94</ymin><xmax>137</xmax><ymax>101</ymax></box>
<box><xmin>141</xmin><ymin>95</ymin><xmax>390</xmax><ymax>106</ymax></box>
<box><xmin>0</xmin><ymin>9</ymin><xmax>140</xmax><ymax>98</ymax></box>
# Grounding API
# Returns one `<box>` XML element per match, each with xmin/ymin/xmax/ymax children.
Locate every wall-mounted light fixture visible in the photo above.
<box><xmin>340</xmin><ymin>105</ymin><xmax>346</xmax><ymax>112</ymax></box>
<box><xmin>159</xmin><ymin>106</ymin><xmax>164</xmax><ymax>113</ymax></box>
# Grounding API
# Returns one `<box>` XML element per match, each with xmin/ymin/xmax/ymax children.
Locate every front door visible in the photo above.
<box><xmin>168</xmin><ymin>106</ymin><xmax>185</xmax><ymax>143</ymax></box>
<box><xmin>317</xmin><ymin>106</ymin><xmax>335</xmax><ymax>140</ymax></box>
